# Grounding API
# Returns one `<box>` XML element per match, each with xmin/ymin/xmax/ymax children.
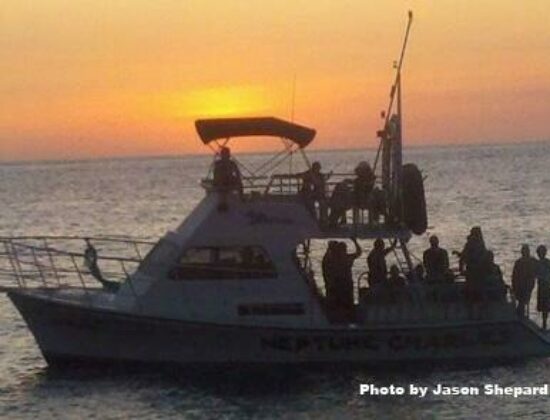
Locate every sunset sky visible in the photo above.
<box><xmin>1</xmin><ymin>1</ymin><xmax>549</xmax><ymax>161</ymax></box>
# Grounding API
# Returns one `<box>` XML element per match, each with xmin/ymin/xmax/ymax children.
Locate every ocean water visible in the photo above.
<box><xmin>2</xmin><ymin>143</ymin><xmax>550</xmax><ymax>419</ymax></box>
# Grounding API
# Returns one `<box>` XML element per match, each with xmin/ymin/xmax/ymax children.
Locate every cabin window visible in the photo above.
<box><xmin>168</xmin><ymin>246</ymin><xmax>277</xmax><ymax>280</ymax></box>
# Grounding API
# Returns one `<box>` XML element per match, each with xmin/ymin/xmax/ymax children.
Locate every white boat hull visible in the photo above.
<box><xmin>9</xmin><ymin>290</ymin><xmax>550</xmax><ymax>367</ymax></box>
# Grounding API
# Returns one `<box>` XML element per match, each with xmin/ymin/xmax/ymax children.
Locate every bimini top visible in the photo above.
<box><xmin>195</xmin><ymin>117</ymin><xmax>316</xmax><ymax>149</ymax></box>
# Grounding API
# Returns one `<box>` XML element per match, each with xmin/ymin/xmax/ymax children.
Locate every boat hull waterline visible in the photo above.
<box><xmin>9</xmin><ymin>290</ymin><xmax>550</xmax><ymax>366</ymax></box>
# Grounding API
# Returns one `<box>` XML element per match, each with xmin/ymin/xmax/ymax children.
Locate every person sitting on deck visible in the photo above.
<box><xmin>212</xmin><ymin>147</ymin><xmax>243</xmax><ymax>196</ymax></box>
<box><xmin>536</xmin><ymin>245</ymin><xmax>550</xmax><ymax>330</ymax></box>
<box><xmin>423</xmin><ymin>235</ymin><xmax>450</xmax><ymax>284</ymax></box>
<box><xmin>482</xmin><ymin>250</ymin><xmax>506</xmax><ymax>301</ymax></box>
<box><xmin>407</xmin><ymin>264</ymin><xmax>425</xmax><ymax>304</ymax></box>
<box><xmin>83</xmin><ymin>239</ymin><xmax>119</xmax><ymax>293</ymax></box>
<box><xmin>388</xmin><ymin>264</ymin><xmax>407</xmax><ymax>302</ymax></box>
<box><xmin>369</xmin><ymin>187</ymin><xmax>386</xmax><ymax>224</ymax></box>
<box><xmin>328</xmin><ymin>179</ymin><xmax>353</xmax><ymax>228</ymax></box>
<box><xmin>512</xmin><ymin>244</ymin><xmax>538</xmax><ymax>317</ymax></box>
<box><xmin>367</xmin><ymin>238</ymin><xmax>396</xmax><ymax>288</ymax></box>
<box><xmin>298</xmin><ymin>161</ymin><xmax>331</xmax><ymax>224</ymax></box>
<box><xmin>353</xmin><ymin>161</ymin><xmax>376</xmax><ymax>223</ymax></box>
<box><xmin>412</xmin><ymin>264</ymin><xmax>425</xmax><ymax>283</ymax></box>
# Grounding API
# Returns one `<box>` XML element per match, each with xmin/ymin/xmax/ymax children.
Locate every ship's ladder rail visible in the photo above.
<box><xmin>0</xmin><ymin>236</ymin><xmax>155</xmax><ymax>293</ymax></box>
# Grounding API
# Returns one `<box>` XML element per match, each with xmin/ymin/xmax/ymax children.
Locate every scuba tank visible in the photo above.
<box><xmin>401</xmin><ymin>163</ymin><xmax>427</xmax><ymax>235</ymax></box>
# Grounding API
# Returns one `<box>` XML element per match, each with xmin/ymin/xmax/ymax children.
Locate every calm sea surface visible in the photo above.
<box><xmin>2</xmin><ymin>143</ymin><xmax>550</xmax><ymax>419</ymax></box>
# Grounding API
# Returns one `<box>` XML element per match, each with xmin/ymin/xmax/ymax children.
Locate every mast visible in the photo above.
<box><xmin>374</xmin><ymin>10</ymin><xmax>413</xmax><ymax>224</ymax></box>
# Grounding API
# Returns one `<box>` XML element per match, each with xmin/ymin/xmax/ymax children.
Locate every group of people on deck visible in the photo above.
<box><xmin>322</xmin><ymin>236</ymin><xmax>408</xmax><ymax>323</ymax></box>
<box><xmin>298</xmin><ymin>161</ymin><xmax>384</xmax><ymax>227</ymax></box>
<box><xmin>512</xmin><ymin>243</ymin><xmax>550</xmax><ymax>329</ymax></box>
<box><xmin>209</xmin><ymin>149</ymin><xmax>550</xmax><ymax>329</ymax></box>
<box><xmin>454</xmin><ymin>226</ymin><xmax>550</xmax><ymax>329</ymax></box>
<box><xmin>454</xmin><ymin>227</ymin><xmax>506</xmax><ymax>298</ymax></box>
<box><xmin>320</xmin><ymin>226</ymin><xmax>550</xmax><ymax>329</ymax></box>
<box><xmin>210</xmin><ymin>148</ymin><xmax>383</xmax><ymax>225</ymax></box>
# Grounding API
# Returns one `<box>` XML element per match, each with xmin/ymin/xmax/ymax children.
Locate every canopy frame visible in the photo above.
<box><xmin>196</xmin><ymin>116</ymin><xmax>315</xmax><ymax>183</ymax></box>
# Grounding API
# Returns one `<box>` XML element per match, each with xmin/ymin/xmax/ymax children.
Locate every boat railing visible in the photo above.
<box><xmin>264</xmin><ymin>172</ymin><xmax>383</xmax><ymax>197</ymax></box>
<box><xmin>203</xmin><ymin>172</ymin><xmax>382</xmax><ymax>196</ymax></box>
<box><xmin>0</xmin><ymin>236</ymin><xmax>155</xmax><ymax>298</ymax></box>
<box><xmin>203</xmin><ymin>172</ymin><xmax>391</xmax><ymax>234</ymax></box>
<box><xmin>357</xmin><ymin>282</ymin><xmax>519</xmax><ymax>325</ymax></box>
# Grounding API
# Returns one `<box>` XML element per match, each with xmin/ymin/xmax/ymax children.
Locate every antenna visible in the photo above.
<box><xmin>290</xmin><ymin>73</ymin><xmax>297</xmax><ymax>122</ymax></box>
<box><xmin>288</xmin><ymin>73</ymin><xmax>311</xmax><ymax>169</ymax></box>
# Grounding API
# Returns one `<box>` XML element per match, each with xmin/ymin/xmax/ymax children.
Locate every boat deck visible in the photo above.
<box><xmin>240</xmin><ymin>191</ymin><xmax>411</xmax><ymax>240</ymax></box>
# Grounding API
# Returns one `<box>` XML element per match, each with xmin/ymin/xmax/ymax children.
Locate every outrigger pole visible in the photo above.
<box><xmin>372</xmin><ymin>11</ymin><xmax>416</xmax><ymax>277</ymax></box>
<box><xmin>371</xmin><ymin>10</ymin><xmax>413</xmax><ymax>226</ymax></box>
<box><xmin>373</xmin><ymin>10</ymin><xmax>413</xmax><ymax>176</ymax></box>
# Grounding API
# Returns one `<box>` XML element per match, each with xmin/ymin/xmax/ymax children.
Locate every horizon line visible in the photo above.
<box><xmin>1</xmin><ymin>137</ymin><xmax>549</xmax><ymax>166</ymax></box>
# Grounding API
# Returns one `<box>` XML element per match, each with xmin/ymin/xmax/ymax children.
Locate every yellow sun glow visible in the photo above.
<box><xmin>170</xmin><ymin>86</ymin><xmax>274</xmax><ymax>119</ymax></box>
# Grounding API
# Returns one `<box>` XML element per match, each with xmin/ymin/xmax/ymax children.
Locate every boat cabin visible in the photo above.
<box><xmin>119</xmin><ymin>113</ymin><xmax>511</xmax><ymax>329</ymax></box>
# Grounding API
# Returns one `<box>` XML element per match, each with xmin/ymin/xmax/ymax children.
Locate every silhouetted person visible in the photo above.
<box><xmin>407</xmin><ymin>264</ymin><xmax>425</xmax><ymax>284</ymax></box>
<box><xmin>332</xmin><ymin>238</ymin><xmax>362</xmax><ymax>323</ymax></box>
<box><xmin>413</xmin><ymin>264</ymin><xmax>425</xmax><ymax>283</ymax></box>
<box><xmin>322</xmin><ymin>241</ymin><xmax>339</xmax><ymax>310</ymax></box>
<box><xmin>512</xmin><ymin>244</ymin><xmax>538</xmax><ymax>317</ymax></box>
<box><xmin>388</xmin><ymin>265</ymin><xmax>407</xmax><ymax>303</ymax></box>
<box><xmin>423</xmin><ymin>235</ymin><xmax>450</xmax><ymax>284</ymax></box>
<box><xmin>353</xmin><ymin>161</ymin><xmax>376</xmax><ymax>223</ymax></box>
<box><xmin>388</xmin><ymin>265</ymin><xmax>406</xmax><ymax>287</ymax></box>
<box><xmin>213</xmin><ymin>147</ymin><xmax>243</xmax><ymax>196</ymax></box>
<box><xmin>83</xmin><ymin>239</ymin><xmax>119</xmax><ymax>292</ymax></box>
<box><xmin>369</xmin><ymin>187</ymin><xmax>386</xmax><ymax>224</ymax></box>
<box><xmin>484</xmin><ymin>250</ymin><xmax>505</xmax><ymax>301</ymax></box>
<box><xmin>458</xmin><ymin>226</ymin><xmax>487</xmax><ymax>286</ymax></box>
<box><xmin>299</xmin><ymin>161</ymin><xmax>331</xmax><ymax>223</ymax></box>
<box><xmin>367</xmin><ymin>238</ymin><xmax>396</xmax><ymax>288</ymax></box>
<box><xmin>407</xmin><ymin>264</ymin><xmax>425</xmax><ymax>304</ymax></box>
<box><xmin>328</xmin><ymin>179</ymin><xmax>353</xmax><ymax>227</ymax></box>
<box><xmin>536</xmin><ymin>245</ymin><xmax>550</xmax><ymax>330</ymax></box>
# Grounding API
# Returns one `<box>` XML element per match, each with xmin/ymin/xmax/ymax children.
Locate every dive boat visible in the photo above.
<box><xmin>2</xmin><ymin>12</ymin><xmax>550</xmax><ymax>367</ymax></box>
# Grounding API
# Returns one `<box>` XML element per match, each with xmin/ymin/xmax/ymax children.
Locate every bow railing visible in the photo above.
<box><xmin>0</xmin><ymin>236</ymin><xmax>155</xmax><ymax>293</ymax></box>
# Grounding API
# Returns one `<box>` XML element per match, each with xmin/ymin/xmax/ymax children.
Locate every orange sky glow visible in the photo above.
<box><xmin>1</xmin><ymin>0</ymin><xmax>549</xmax><ymax>161</ymax></box>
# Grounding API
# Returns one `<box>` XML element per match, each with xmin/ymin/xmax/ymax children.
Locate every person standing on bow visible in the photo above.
<box><xmin>536</xmin><ymin>245</ymin><xmax>550</xmax><ymax>330</ymax></box>
<box><xmin>512</xmin><ymin>244</ymin><xmax>539</xmax><ymax>317</ymax></box>
<box><xmin>353</xmin><ymin>161</ymin><xmax>376</xmax><ymax>224</ymax></box>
